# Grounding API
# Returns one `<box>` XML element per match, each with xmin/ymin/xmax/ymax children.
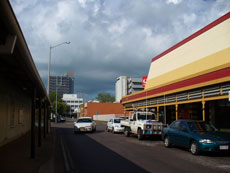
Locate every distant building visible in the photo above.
<box><xmin>49</xmin><ymin>71</ymin><xmax>74</xmax><ymax>97</ymax></box>
<box><xmin>115</xmin><ymin>76</ymin><xmax>128</xmax><ymax>103</ymax></box>
<box><xmin>115</xmin><ymin>76</ymin><xmax>144</xmax><ymax>102</ymax></box>
<box><xmin>127</xmin><ymin>77</ymin><xmax>144</xmax><ymax>94</ymax></box>
<box><xmin>81</xmin><ymin>102</ymin><xmax>124</xmax><ymax>118</ymax></box>
<box><xmin>62</xmin><ymin>94</ymin><xmax>83</xmax><ymax>114</ymax></box>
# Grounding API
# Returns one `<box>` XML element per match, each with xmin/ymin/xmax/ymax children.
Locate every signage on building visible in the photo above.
<box><xmin>142</xmin><ymin>76</ymin><xmax>148</xmax><ymax>87</ymax></box>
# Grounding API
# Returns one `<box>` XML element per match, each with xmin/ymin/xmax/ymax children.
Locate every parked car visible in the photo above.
<box><xmin>74</xmin><ymin>117</ymin><xmax>96</xmax><ymax>133</ymax></box>
<box><xmin>106</xmin><ymin>118</ymin><xmax>124</xmax><ymax>133</ymax></box>
<box><xmin>162</xmin><ymin>120</ymin><xmax>230</xmax><ymax>155</ymax></box>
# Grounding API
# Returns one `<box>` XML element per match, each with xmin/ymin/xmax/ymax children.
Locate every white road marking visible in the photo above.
<box><xmin>60</xmin><ymin>136</ymin><xmax>70</xmax><ymax>172</ymax></box>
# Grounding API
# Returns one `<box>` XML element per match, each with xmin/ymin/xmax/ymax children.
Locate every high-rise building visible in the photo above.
<box><xmin>49</xmin><ymin>71</ymin><xmax>74</xmax><ymax>96</ymax></box>
<box><xmin>115</xmin><ymin>76</ymin><xmax>128</xmax><ymax>103</ymax></box>
<box><xmin>115</xmin><ymin>76</ymin><xmax>144</xmax><ymax>102</ymax></box>
<box><xmin>127</xmin><ymin>77</ymin><xmax>144</xmax><ymax>94</ymax></box>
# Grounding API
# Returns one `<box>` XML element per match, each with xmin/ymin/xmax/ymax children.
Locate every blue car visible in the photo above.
<box><xmin>162</xmin><ymin>120</ymin><xmax>230</xmax><ymax>155</ymax></box>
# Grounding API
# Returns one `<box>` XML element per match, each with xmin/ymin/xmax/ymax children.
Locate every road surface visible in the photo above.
<box><xmin>52</xmin><ymin>118</ymin><xmax>230</xmax><ymax>173</ymax></box>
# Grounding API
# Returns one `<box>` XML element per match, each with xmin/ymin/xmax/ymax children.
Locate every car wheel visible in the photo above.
<box><xmin>137</xmin><ymin>129</ymin><xmax>143</xmax><ymax>140</ymax></box>
<box><xmin>112</xmin><ymin>127</ymin><xmax>115</xmax><ymax>134</ymax></box>
<box><xmin>190</xmin><ymin>141</ymin><xmax>199</xmax><ymax>155</ymax></box>
<box><xmin>106</xmin><ymin>126</ymin><xmax>109</xmax><ymax>132</ymax></box>
<box><xmin>164</xmin><ymin>136</ymin><xmax>171</xmax><ymax>148</ymax></box>
<box><xmin>124</xmin><ymin>127</ymin><xmax>130</xmax><ymax>137</ymax></box>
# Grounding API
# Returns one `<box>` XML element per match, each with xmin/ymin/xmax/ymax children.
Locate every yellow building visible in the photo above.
<box><xmin>122</xmin><ymin>12</ymin><xmax>230</xmax><ymax>130</ymax></box>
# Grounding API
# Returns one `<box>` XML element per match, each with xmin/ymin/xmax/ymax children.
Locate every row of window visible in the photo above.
<box><xmin>63</xmin><ymin>100</ymin><xmax>83</xmax><ymax>104</ymax></box>
<box><xmin>71</xmin><ymin>105</ymin><xmax>79</xmax><ymax>108</ymax></box>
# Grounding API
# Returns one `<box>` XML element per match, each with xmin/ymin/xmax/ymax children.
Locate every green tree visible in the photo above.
<box><xmin>49</xmin><ymin>92</ymin><xmax>67</xmax><ymax>115</ymax></box>
<box><xmin>49</xmin><ymin>91</ymin><xmax>62</xmax><ymax>103</ymax></box>
<box><xmin>95</xmin><ymin>93</ymin><xmax>115</xmax><ymax>102</ymax></box>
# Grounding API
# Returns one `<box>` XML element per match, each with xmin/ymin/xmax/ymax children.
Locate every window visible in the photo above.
<box><xmin>114</xmin><ymin>119</ymin><xmax>121</xmax><ymax>123</ymax></box>
<box><xmin>170</xmin><ymin>121</ymin><xmax>180</xmax><ymax>130</ymax></box>
<box><xmin>188</xmin><ymin>122</ymin><xmax>215</xmax><ymax>132</ymax></box>
<box><xmin>133</xmin><ymin>114</ymin><xmax>136</xmax><ymax>121</ymax></box>
<box><xmin>77</xmin><ymin>119</ymin><xmax>92</xmax><ymax>123</ymax></box>
<box><xmin>179</xmin><ymin>121</ymin><xmax>188</xmax><ymax>132</ymax></box>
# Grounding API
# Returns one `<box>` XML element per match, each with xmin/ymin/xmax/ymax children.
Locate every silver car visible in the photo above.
<box><xmin>106</xmin><ymin>118</ymin><xmax>124</xmax><ymax>133</ymax></box>
<box><xmin>74</xmin><ymin>117</ymin><xmax>96</xmax><ymax>133</ymax></box>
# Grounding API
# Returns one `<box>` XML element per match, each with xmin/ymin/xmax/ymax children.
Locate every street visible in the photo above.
<box><xmin>52</xmin><ymin>118</ymin><xmax>230</xmax><ymax>173</ymax></box>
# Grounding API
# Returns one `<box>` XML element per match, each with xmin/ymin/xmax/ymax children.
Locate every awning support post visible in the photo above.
<box><xmin>30</xmin><ymin>88</ymin><xmax>36</xmax><ymax>159</ymax></box>
<box><xmin>202</xmin><ymin>101</ymin><xmax>206</xmax><ymax>121</ymax></box>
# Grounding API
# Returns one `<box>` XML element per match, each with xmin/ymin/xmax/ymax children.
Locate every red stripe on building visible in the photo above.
<box><xmin>151</xmin><ymin>12</ymin><xmax>230</xmax><ymax>62</ymax></box>
<box><xmin>122</xmin><ymin>68</ymin><xmax>230</xmax><ymax>103</ymax></box>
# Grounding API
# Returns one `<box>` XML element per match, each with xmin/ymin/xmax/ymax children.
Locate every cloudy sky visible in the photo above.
<box><xmin>9</xmin><ymin>0</ymin><xmax>230</xmax><ymax>100</ymax></box>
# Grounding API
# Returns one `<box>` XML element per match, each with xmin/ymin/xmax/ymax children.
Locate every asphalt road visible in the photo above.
<box><xmin>52</xmin><ymin>118</ymin><xmax>230</xmax><ymax>173</ymax></box>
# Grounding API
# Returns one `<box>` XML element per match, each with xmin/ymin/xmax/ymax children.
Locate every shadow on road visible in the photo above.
<box><xmin>73</xmin><ymin>130</ymin><xmax>105</xmax><ymax>134</ymax></box>
<box><xmin>56</xmin><ymin>127</ymin><xmax>150</xmax><ymax>173</ymax></box>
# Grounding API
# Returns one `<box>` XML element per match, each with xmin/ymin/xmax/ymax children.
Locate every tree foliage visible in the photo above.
<box><xmin>49</xmin><ymin>91</ymin><xmax>61</xmax><ymax>103</ymax></box>
<box><xmin>49</xmin><ymin>91</ymin><xmax>67</xmax><ymax>115</ymax></box>
<box><xmin>95</xmin><ymin>93</ymin><xmax>115</xmax><ymax>103</ymax></box>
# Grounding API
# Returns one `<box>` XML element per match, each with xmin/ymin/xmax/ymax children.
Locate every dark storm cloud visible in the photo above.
<box><xmin>9</xmin><ymin>0</ymin><xmax>230</xmax><ymax>100</ymax></box>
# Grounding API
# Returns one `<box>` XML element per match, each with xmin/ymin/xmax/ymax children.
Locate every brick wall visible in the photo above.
<box><xmin>84</xmin><ymin>103</ymin><xmax>124</xmax><ymax>117</ymax></box>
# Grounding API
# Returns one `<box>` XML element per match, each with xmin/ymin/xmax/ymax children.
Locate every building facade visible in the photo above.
<box><xmin>115</xmin><ymin>76</ymin><xmax>144</xmax><ymax>102</ymax></box>
<box><xmin>122</xmin><ymin>12</ymin><xmax>230</xmax><ymax>130</ymax></box>
<box><xmin>49</xmin><ymin>71</ymin><xmax>74</xmax><ymax>97</ymax></box>
<box><xmin>115</xmin><ymin>76</ymin><xmax>128</xmax><ymax>102</ymax></box>
<box><xmin>82</xmin><ymin>102</ymin><xmax>124</xmax><ymax>118</ymax></box>
<box><xmin>0</xmin><ymin>0</ymin><xmax>50</xmax><ymax>150</ymax></box>
<box><xmin>127</xmin><ymin>77</ymin><xmax>144</xmax><ymax>94</ymax></box>
<box><xmin>62</xmin><ymin>94</ymin><xmax>83</xmax><ymax>114</ymax></box>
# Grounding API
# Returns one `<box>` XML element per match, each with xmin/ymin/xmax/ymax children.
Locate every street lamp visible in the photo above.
<box><xmin>47</xmin><ymin>41</ymin><xmax>71</xmax><ymax>96</ymax></box>
<box><xmin>55</xmin><ymin>76</ymin><xmax>58</xmax><ymax>123</ymax></box>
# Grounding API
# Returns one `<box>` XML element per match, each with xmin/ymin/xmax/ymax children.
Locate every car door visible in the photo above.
<box><xmin>107</xmin><ymin>119</ymin><xmax>112</xmax><ymax>130</ymax></box>
<box><xmin>176</xmin><ymin>121</ymin><xmax>190</xmax><ymax>147</ymax></box>
<box><xmin>168</xmin><ymin>121</ymin><xmax>181</xmax><ymax>145</ymax></box>
<box><xmin>130</xmin><ymin>114</ymin><xmax>137</xmax><ymax>133</ymax></box>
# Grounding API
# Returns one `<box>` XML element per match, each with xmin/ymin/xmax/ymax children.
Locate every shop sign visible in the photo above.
<box><xmin>142</xmin><ymin>76</ymin><xmax>147</xmax><ymax>87</ymax></box>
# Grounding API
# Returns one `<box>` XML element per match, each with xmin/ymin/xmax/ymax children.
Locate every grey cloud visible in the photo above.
<box><xmin>9</xmin><ymin>0</ymin><xmax>230</xmax><ymax>100</ymax></box>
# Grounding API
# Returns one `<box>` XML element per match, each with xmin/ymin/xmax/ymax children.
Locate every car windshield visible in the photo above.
<box><xmin>77</xmin><ymin>119</ymin><xmax>92</xmax><ymax>123</ymax></box>
<box><xmin>114</xmin><ymin>119</ymin><xmax>121</xmax><ymax>123</ymax></box>
<box><xmin>187</xmin><ymin>122</ymin><xmax>216</xmax><ymax>132</ymax></box>
<box><xmin>137</xmin><ymin>114</ymin><xmax>155</xmax><ymax>120</ymax></box>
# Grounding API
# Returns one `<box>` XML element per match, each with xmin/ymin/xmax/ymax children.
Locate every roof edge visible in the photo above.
<box><xmin>151</xmin><ymin>12</ymin><xmax>230</xmax><ymax>62</ymax></box>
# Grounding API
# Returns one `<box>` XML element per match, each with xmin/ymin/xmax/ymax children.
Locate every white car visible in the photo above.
<box><xmin>106</xmin><ymin>118</ymin><xmax>124</xmax><ymax>133</ymax></box>
<box><xmin>74</xmin><ymin>117</ymin><xmax>96</xmax><ymax>133</ymax></box>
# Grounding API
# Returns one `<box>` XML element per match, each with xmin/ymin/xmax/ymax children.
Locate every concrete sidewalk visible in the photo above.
<box><xmin>0</xmin><ymin>128</ymin><xmax>55</xmax><ymax>173</ymax></box>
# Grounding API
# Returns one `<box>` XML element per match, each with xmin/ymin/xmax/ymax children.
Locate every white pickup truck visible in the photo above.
<box><xmin>121</xmin><ymin>111</ymin><xmax>166</xmax><ymax>140</ymax></box>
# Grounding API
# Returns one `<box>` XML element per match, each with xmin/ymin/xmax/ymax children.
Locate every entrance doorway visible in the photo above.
<box><xmin>178</xmin><ymin>102</ymin><xmax>202</xmax><ymax>120</ymax></box>
<box><xmin>159</xmin><ymin>105</ymin><xmax>176</xmax><ymax>124</ymax></box>
<box><xmin>206</xmin><ymin>99</ymin><xmax>230</xmax><ymax>130</ymax></box>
